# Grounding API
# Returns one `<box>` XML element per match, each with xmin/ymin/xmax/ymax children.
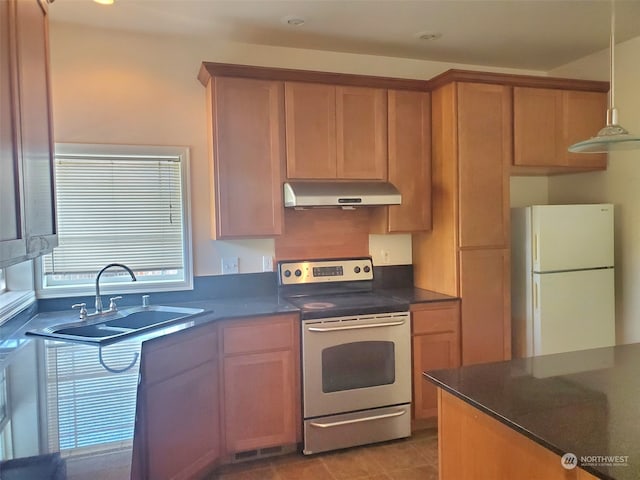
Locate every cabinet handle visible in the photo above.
<box><xmin>308</xmin><ymin>320</ymin><xmax>406</xmax><ymax>332</ymax></box>
<box><xmin>309</xmin><ymin>408</ymin><xmax>407</xmax><ymax>428</ymax></box>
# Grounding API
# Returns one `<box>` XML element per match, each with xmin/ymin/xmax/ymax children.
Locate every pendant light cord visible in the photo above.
<box><xmin>609</xmin><ymin>0</ymin><xmax>616</xmax><ymax>112</ymax></box>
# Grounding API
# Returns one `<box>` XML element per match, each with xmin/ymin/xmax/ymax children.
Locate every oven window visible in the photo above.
<box><xmin>322</xmin><ymin>341</ymin><xmax>395</xmax><ymax>393</ymax></box>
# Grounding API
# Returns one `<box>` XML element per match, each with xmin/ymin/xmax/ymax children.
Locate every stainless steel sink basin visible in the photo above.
<box><xmin>27</xmin><ymin>305</ymin><xmax>205</xmax><ymax>344</ymax></box>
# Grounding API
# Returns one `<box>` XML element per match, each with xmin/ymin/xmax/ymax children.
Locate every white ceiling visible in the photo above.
<box><xmin>49</xmin><ymin>0</ymin><xmax>640</xmax><ymax>71</ymax></box>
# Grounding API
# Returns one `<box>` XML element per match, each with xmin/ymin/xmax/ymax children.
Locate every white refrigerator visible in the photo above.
<box><xmin>511</xmin><ymin>204</ymin><xmax>616</xmax><ymax>358</ymax></box>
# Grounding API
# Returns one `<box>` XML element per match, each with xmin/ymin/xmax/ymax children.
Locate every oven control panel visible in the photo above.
<box><xmin>278</xmin><ymin>258</ymin><xmax>373</xmax><ymax>285</ymax></box>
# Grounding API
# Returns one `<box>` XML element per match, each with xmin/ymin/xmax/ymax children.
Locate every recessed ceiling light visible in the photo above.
<box><xmin>94</xmin><ymin>0</ymin><xmax>115</xmax><ymax>4</ymax></box>
<box><xmin>415</xmin><ymin>31</ymin><xmax>442</xmax><ymax>41</ymax></box>
<box><xmin>281</xmin><ymin>15</ymin><xmax>305</xmax><ymax>27</ymax></box>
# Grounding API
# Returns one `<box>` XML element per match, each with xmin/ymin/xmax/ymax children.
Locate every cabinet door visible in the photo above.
<box><xmin>211</xmin><ymin>76</ymin><xmax>284</xmax><ymax>238</ymax></box>
<box><xmin>459</xmin><ymin>248</ymin><xmax>511</xmax><ymax>365</ymax></box>
<box><xmin>0</xmin><ymin>0</ymin><xmax>26</xmax><ymax>265</ymax></box>
<box><xmin>15</xmin><ymin>0</ymin><xmax>57</xmax><ymax>258</ymax></box>
<box><xmin>457</xmin><ymin>83</ymin><xmax>511</xmax><ymax>249</ymax></box>
<box><xmin>386</xmin><ymin>90</ymin><xmax>431</xmax><ymax>232</ymax></box>
<box><xmin>563</xmin><ymin>90</ymin><xmax>608</xmax><ymax>169</ymax></box>
<box><xmin>336</xmin><ymin>86</ymin><xmax>387</xmax><ymax>179</ymax></box>
<box><xmin>413</xmin><ymin>331</ymin><xmax>459</xmax><ymax>419</ymax></box>
<box><xmin>513</xmin><ymin>87</ymin><xmax>563</xmax><ymax>167</ymax></box>
<box><xmin>143</xmin><ymin>360</ymin><xmax>220</xmax><ymax>480</ymax></box>
<box><xmin>285</xmin><ymin>82</ymin><xmax>336</xmax><ymax>179</ymax></box>
<box><xmin>223</xmin><ymin>350</ymin><xmax>297</xmax><ymax>453</ymax></box>
<box><xmin>412</xmin><ymin>302</ymin><xmax>460</xmax><ymax>420</ymax></box>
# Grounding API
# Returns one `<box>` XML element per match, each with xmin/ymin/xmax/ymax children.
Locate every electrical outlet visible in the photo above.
<box><xmin>262</xmin><ymin>255</ymin><xmax>274</xmax><ymax>272</ymax></box>
<box><xmin>381</xmin><ymin>250</ymin><xmax>391</xmax><ymax>264</ymax></box>
<box><xmin>221</xmin><ymin>256</ymin><xmax>239</xmax><ymax>274</ymax></box>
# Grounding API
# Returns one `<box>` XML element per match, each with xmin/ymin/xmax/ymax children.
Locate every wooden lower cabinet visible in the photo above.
<box><xmin>143</xmin><ymin>360</ymin><xmax>219</xmax><ymax>480</ymax></box>
<box><xmin>220</xmin><ymin>314</ymin><xmax>301</xmax><ymax>457</ymax></box>
<box><xmin>411</xmin><ymin>301</ymin><xmax>461</xmax><ymax>420</ymax></box>
<box><xmin>134</xmin><ymin>312</ymin><xmax>301</xmax><ymax>478</ymax></box>
<box><xmin>134</xmin><ymin>323</ymin><xmax>220</xmax><ymax>480</ymax></box>
<box><xmin>438</xmin><ymin>389</ymin><xmax>599</xmax><ymax>480</ymax></box>
<box><xmin>222</xmin><ymin>350</ymin><xmax>297</xmax><ymax>453</ymax></box>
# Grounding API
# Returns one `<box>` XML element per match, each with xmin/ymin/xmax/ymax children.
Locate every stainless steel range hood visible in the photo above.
<box><xmin>284</xmin><ymin>181</ymin><xmax>401</xmax><ymax>208</ymax></box>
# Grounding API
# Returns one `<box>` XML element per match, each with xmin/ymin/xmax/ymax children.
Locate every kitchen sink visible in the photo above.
<box><xmin>103</xmin><ymin>310</ymin><xmax>191</xmax><ymax>329</ymax></box>
<box><xmin>27</xmin><ymin>305</ymin><xmax>205</xmax><ymax>344</ymax></box>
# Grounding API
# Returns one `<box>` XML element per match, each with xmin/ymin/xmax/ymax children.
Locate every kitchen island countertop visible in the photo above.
<box><xmin>425</xmin><ymin>343</ymin><xmax>640</xmax><ymax>480</ymax></box>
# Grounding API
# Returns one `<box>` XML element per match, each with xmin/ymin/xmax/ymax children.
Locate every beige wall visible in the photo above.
<box><xmin>509</xmin><ymin>177</ymin><xmax>549</xmax><ymax>208</ymax></box>
<box><xmin>48</xmin><ymin>22</ymin><xmax>544</xmax><ymax>276</ymax></box>
<box><xmin>548</xmin><ymin>36</ymin><xmax>640</xmax><ymax>344</ymax></box>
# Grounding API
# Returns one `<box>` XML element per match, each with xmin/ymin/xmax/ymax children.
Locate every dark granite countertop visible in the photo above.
<box><xmin>380</xmin><ymin>287</ymin><xmax>458</xmax><ymax>305</ymax></box>
<box><xmin>0</xmin><ymin>281</ymin><xmax>453</xmax><ymax>479</ymax></box>
<box><xmin>425</xmin><ymin>344</ymin><xmax>640</xmax><ymax>480</ymax></box>
<box><xmin>0</xmin><ymin>295</ymin><xmax>297</xmax><ymax>480</ymax></box>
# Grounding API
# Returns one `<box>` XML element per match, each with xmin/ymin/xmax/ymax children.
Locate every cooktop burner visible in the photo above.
<box><xmin>285</xmin><ymin>292</ymin><xmax>409</xmax><ymax>320</ymax></box>
<box><xmin>300</xmin><ymin>302</ymin><xmax>337</xmax><ymax>310</ymax></box>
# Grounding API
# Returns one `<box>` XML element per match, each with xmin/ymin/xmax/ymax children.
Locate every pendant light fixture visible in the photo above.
<box><xmin>568</xmin><ymin>0</ymin><xmax>640</xmax><ymax>153</ymax></box>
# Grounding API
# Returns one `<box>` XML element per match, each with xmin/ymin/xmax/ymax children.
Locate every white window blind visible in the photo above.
<box><xmin>45</xmin><ymin>341</ymin><xmax>141</xmax><ymax>455</ymax></box>
<box><xmin>39</xmin><ymin>144</ymin><xmax>192</xmax><ymax>297</ymax></box>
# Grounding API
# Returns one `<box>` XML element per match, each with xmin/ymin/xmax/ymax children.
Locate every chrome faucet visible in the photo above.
<box><xmin>95</xmin><ymin>263</ymin><xmax>137</xmax><ymax>314</ymax></box>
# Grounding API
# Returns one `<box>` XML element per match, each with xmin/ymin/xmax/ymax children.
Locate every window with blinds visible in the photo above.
<box><xmin>38</xmin><ymin>144</ymin><xmax>192</xmax><ymax>297</ymax></box>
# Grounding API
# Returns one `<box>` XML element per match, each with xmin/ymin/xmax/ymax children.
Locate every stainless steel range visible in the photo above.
<box><xmin>278</xmin><ymin>257</ymin><xmax>411</xmax><ymax>455</ymax></box>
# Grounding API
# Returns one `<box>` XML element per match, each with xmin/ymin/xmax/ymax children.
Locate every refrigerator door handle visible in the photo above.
<box><xmin>534</xmin><ymin>280</ymin><xmax>539</xmax><ymax>310</ymax></box>
<box><xmin>533</xmin><ymin>234</ymin><xmax>538</xmax><ymax>265</ymax></box>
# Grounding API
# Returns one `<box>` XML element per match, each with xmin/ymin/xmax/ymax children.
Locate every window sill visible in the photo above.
<box><xmin>0</xmin><ymin>290</ymin><xmax>36</xmax><ymax>326</ymax></box>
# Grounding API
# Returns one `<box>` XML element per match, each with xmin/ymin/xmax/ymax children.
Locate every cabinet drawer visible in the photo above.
<box><xmin>142</xmin><ymin>324</ymin><xmax>218</xmax><ymax>385</ymax></box>
<box><xmin>411</xmin><ymin>301</ymin><xmax>460</xmax><ymax>335</ymax></box>
<box><xmin>222</xmin><ymin>314</ymin><xmax>297</xmax><ymax>355</ymax></box>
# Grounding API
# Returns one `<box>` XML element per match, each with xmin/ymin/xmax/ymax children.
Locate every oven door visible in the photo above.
<box><xmin>302</xmin><ymin>312</ymin><xmax>411</xmax><ymax>418</ymax></box>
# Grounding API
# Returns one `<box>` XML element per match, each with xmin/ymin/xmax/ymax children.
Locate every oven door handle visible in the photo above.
<box><xmin>309</xmin><ymin>408</ymin><xmax>407</xmax><ymax>428</ymax></box>
<box><xmin>307</xmin><ymin>319</ymin><xmax>406</xmax><ymax>332</ymax></box>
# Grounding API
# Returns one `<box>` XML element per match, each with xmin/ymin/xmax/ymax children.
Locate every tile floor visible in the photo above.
<box><xmin>211</xmin><ymin>428</ymin><xmax>438</xmax><ymax>480</ymax></box>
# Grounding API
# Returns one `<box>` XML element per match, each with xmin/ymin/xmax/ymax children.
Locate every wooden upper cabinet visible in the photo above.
<box><xmin>513</xmin><ymin>87</ymin><xmax>563</xmax><ymax>167</ymax></box>
<box><xmin>1</xmin><ymin>0</ymin><xmax>57</xmax><ymax>267</ymax></box>
<box><xmin>285</xmin><ymin>82</ymin><xmax>337</xmax><ymax>179</ymax></box>
<box><xmin>457</xmin><ymin>82</ymin><xmax>511</xmax><ymax>249</ymax></box>
<box><xmin>564</xmin><ymin>90</ymin><xmax>608</xmax><ymax>169</ymax></box>
<box><xmin>208</xmin><ymin>76</ymin><xmax>284</xmax><ymax>238</ymax></box>
<box><xmin>0</xmin><ymin>0</ymin><xmax>26</xmax><ymax>265</ymax></box>
<box><xmin>513</xmin><ymin>87</ymin><xmax>607</xmax><ymax>173</ymax></box>
<box><xmin>336</xmin><ymin>86</ymin><xmax>387</xmax><ymax>179</ymax></box>
<box><xmin>16</xmin><ymin>0</ymin><xmax>57</xmax><ymax>258</ymax></box>
<box><xmin>379</xmin><ymin>90</ymin><xmax>431</xmax><ymax>233</ymax></box>
<box><xmin>284</xmin><ymin>82</ymin><xmax>387</xmax><ymax>180</ymax></box>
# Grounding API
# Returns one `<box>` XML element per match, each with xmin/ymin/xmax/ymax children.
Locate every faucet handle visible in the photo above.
<box><xmin>72</xmin><ymin>303</ymin><xmax>88</xmax><ymax>319</ymax></box>
<box><xmin>109</xmin><ymin>296</ymin><xmax>123</xmax><ymax>311</ymax></box>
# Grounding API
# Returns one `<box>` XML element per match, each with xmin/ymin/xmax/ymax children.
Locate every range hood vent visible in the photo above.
<box><xmin>284</xmin><ymin>181</ymin><xmax>401</xmax><ymax>208</ymax></box>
